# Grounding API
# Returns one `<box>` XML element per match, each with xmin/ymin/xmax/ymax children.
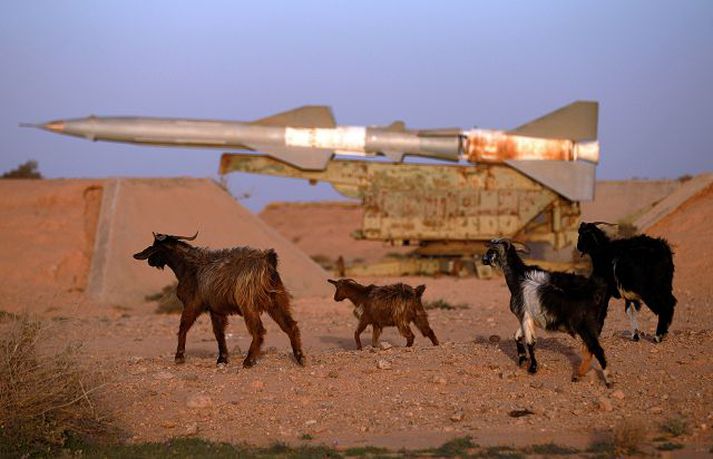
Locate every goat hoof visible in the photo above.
<box><xmin>605</xmin><ymin>381</ymin><xmax>614</xmax><ymax>389</ymax></box>
<box><xmin>174</xmin><ymin>355</ymin><xmax>185</xmax><ymax>364</ymax></box>
<box><xmin>654</xmin><ymin>334</ymin><xmax>664</xmax><ymax>343</ymax></box>
<box><xmin>632</xmin><ymin>332</ymin><xmax>640</xmax><ymax>342</ymax></box>
<box><xmin>242</xmin><ymin>358</ymin><xmax>257</xmax><ymax>368</ymax></box>
<box><xmin>294</xmin><ymin>353</ymin><xmax>306</xmax><ymax>366</ymax></box>
<box><xmin>527</xmin><ymin>365</ymin><xmax>538</xmax><ymax>374</ymax></box>
<box><xmin>216</xmin><ymin>358</ymin><xmax>228</xmax><ymax>366</ymax></box>
<box><xmin>518</xmin><ymin>356</ymin><xmax>528</xmax><ymax>367</ymax></box>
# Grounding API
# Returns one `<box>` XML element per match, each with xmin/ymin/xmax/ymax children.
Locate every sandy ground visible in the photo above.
<box><xmin>1</xmin><ymin>179</ymin><xmax>713</xmax><ymax>455</ymax></box>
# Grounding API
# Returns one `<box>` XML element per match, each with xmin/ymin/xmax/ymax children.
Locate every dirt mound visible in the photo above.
<box><xmin>648</xmin><ymin>182</ymin><xmax>713</xmax><ymax>302</ymax></box>
<box><xmin>580</xmin><ymin>179</ymin><xmax>680</xmax><ymax>223</ymax></box>
<box><xmin>0</xmin><ymin>178</ymin><xmax>331</xmax><ymax>313</ymax></box>
<box><xmin>0</xmin><ymin>179</ymin><xmax>103</xmax><ymax>297</ymax></box>
<box><xmin>260</xmin><ymin>201</ymin><xmax>411</xmax><ymax>265</ymax></box>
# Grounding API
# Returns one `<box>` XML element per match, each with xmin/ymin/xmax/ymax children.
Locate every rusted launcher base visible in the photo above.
<box><xmin>221</xmin><ymin>154</ymin><xmax>585</xmax><ymax>272</ymax></box>
<box><xmin>342</xmin><ymin>256</ymin><xmax>493</xmax><ymax>279</ymax></box>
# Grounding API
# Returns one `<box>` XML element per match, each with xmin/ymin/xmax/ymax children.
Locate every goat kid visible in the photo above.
<box><xmin>133</xmin><ymin>232</ymin><xmax>305</xmax><ymax>368</ymax></box>
<box><xmin>577</xmin><ymin>222</ymin><xmax>676</xmax><ymax>342</ymax></box>
<box><xmin>482</xmin><ymin>239</ymin><xmax>612</xmax><ymax>387</ymax></box>
<box><xmin>327</xmin><ymin>279</ymin><xmax>439</xmax><ymax>350</ymax></box>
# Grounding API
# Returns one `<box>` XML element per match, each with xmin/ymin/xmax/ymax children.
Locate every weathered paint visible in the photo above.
<box><xmin>220</xmin><ymin>153</ymin><xmax>581</xmax><ymax>250</ymax></box>
<box><xmin>464</xmin><ymin>129</ymin><xmax>599</xmax><ymax>164</ymax></box>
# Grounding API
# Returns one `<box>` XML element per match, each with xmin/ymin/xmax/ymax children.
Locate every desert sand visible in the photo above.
<box><xmin>1</xmin><ymin>177</ymin><xmax>712</xmax><ymax>455</ymax></box>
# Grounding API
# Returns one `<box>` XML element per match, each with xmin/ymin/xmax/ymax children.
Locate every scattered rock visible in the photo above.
<box><xmin>305</xmin><ymin>419</ymin><xmax>317</xmax><ymax>426</ymax></box>
<box><xmin>379</xmin><ymin>341</ymin><xmax>393</xmax><ymax>350</ymax></box>
<box><xmin>327</xmin><ymin>370</ymin><xmax>339</xmax><ymax>378</ymax></box>
<box><xmin>509</xmin><ymin>409</ymin><xmax>534</xmax><ymax>418</ymax></box>
<box><xmin>153</xmin><ymin>370</ymin><xmax>174</xmax><ymax>380</ymax></box>
<box><xmin>431</xmin><ymin>376</ymin><xmax>447</xmax><ymax>385</ymax></box>
<box><xmin>161</xmin><ymin>421</ymin><xmax>176</xmax><ymax>429</ymax></box>
<box><xmin>488</xmin><ymin>334</ymin><xmax>501</xmax><ymax>343</ymax></box>
<box><xmin>186</xmin><ymin>393</ymin><xmax>213</xmax><ymax>409</ymax></box>
<box><xmin>597</xmin><ymin>396</ymin><xmax>613</xmax><ymax>412</ymax></box>
<box><xmin>450</xmin><ymin>411</ymin><xmax>464</xmax><ymax>422</ymax></box>
<box><xmin>184</xmin><ymin>422</ymin><xmax>199</xmax><ymax>435</ymax></box>
<box><xmin>611</xmin><ymin>390</ymin><xmax>625</xmax><ymax>400</ymax></box>
<box><xmin>529</xmin><ymin>381</ymin><xmax>544</xmax><ymax>389</ymax></box>
<box><xmin>376</xmin><ymin>359</ymin><xmax>392</xmax><ymax>370</ymax></box>
<box><xmin>650</xmin><ymin>406</ymin><xmax>664</xmax><ymax>414</ymax></box>
<box><xmin>251</xmin><ymin>380</ymin><xmax>265</xmax><ymax>390</ymax></box>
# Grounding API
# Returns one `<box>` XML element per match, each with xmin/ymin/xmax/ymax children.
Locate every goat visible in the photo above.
<box><xmin>577</xmin><ymin>222</ymin><xmax>677</xmax><ymax>342</ymax></box>
<box><xmin>133</xmin><ymin>232</ymin><xmax>305</xmax><ymax>368</ymax></box>
<box><xmin>482</xmin><ymin>239</ymin><xmax>612</xmax><ymax>387</ymax></box>
<box><xmin>327</xmin><ymin>278</ymin><xmax>439</xmax><ymax>350</ymax></box>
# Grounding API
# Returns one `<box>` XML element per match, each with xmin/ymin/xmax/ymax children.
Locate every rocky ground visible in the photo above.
<box><xmin>32</xmin><ymin>275</ymin><xmax>713</xmax><ymax>455</ymax></box>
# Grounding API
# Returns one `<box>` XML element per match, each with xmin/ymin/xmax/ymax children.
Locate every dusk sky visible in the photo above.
<box><xmin>1</xmin><ymin>1</ymin><xmax>711</xmax><ymax>211</ymax></box>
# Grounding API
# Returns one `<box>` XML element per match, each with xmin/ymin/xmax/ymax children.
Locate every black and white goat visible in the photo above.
<box><xmin>577</xmin><ymin>222</ymin><xmax>676</xmax><ymax>342</ymax></box>
<box><xmin>482</xmin><ymin>239</ymin><xmax>612</xmax><ymax>386</ymax></box>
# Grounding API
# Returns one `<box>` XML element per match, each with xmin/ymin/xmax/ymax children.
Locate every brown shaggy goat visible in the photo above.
<box><xmin>327</xmin><ymin>278</ymin><xmax>439</xmax><ymax>350</ymax></box>
<box><xmin>133</xmin><ymin>232</ymin><xmax>304</xmax><ymax>368</ymax></box>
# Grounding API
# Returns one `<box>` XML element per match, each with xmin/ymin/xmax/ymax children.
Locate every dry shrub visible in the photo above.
<box><xmin>0</xmin><ymin>314</ymin><xmax>109</xmax><ymax>448</ymax></box>
<box><xmin>147</xmin><ymin>283</ymin><xmax>183</xmax><ymax>314</ymax></box>
<box><xmin>613</xmin><ymin>418</ymin><xmax>647</xmax><ymax>455</ymax></box>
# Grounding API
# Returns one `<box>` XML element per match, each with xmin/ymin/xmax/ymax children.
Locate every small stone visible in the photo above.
<box><xmin>305</xmin><ymin>419</ymin><xmax>317</xmax><ymax>426</ymax></box>
<box><xmin>154</xmin><ymin>370</ymin><xmax>174</xmax><ymax>380</ymax></box>
<box><xmin>431</xmin><ymin>376</ymin><xmax>447</xmax><ymax>385</ymax></box>
<box><xmin>488</xmin><ymin>334</ymin><xmax>501</xmax><ymax>343</ymax></box>
<box><xmin>327</xmin><ymin>370</ymin><xmax>339</xmax><ymax>378</ymax></box>
<box><xmin>611</xmin><ymin>390</ymin><xmax>625</xmax><ymax>400</ymax></box>
<box><xmin>128</xmin><ymin>356</ymin><xmax>144</xmax><ymax>364</ymax></box>
<box><xmin>376</xmin><ymin>359</ymin><xmax>392</xmax><ymax>370</ymax></box>
<box><xmin>530</xmin><ymin>381</ymin><xmax>544</xmax><ymax>389</ymax></box>
<box><xmin>650</xmin><ymin>406</ymin><xmax>663</xmax><ymax>414</ymax></box>
<box><xmin>184</xmin><ymin>422</ymin><xmax>199</xmax><ymax>435</ymax></box>
<box><xmin>161</xmin><ymin>421</ymin><xmax>176</xmax><ymax>429</ymax></box>
<box><xmin>379</xmin><ymin>341</ymin><xmax>393</xmax><ymax>350</ymax></box>
<box><xmin>186</xmin><ymin>393</ymin><xmax>213</xmax><ymax>409</ymax></box>
<box><xmin>450</xmin><ymin>411</ymin><xmax>464</xmax><ymax>422</ymax></box>
<box><xmin>597</xmin><ymin>396</ymin><xmax>613</xmax><ymax>412</ymax></box>
<box><xmin>251</xmin><ymin>380</ymin><xmax>265</xmax><ymax>390</ymax></box>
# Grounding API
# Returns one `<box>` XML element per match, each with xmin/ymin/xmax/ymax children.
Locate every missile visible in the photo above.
<box><xmin>25</xmin><ymin>101</ymin><xmax>599</xmax><ymax>172</ymax></box>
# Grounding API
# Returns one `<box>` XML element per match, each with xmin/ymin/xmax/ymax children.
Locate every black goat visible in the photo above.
<box><xmin>482</xmin><ymin>239</ymin><xmax>612</xmax><ymax>387</ymax></box>
<box><xmin>133</xmin><ymin>232</ymin><xmax>305</xmax><ymax>368</ymax></box>
<box><xmin>577</xmin><ymin>222</ymin><xmax>676</xmax><ymax>342</ymax></box>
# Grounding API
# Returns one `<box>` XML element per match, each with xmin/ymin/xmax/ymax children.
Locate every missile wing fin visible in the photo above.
<box><xmin>250</xmin><ymin>145</ymin><xmax>334</xmax><ymax>171</ymax></box>
<box><xmin>251</xmin><ymin>105</ymin><xmax>336</xmax><ymax>128</ymax></box>
<box><xmin>506</xmin><ymin>159</ymin><xmax>596</xmax><ymax>201</ymax></box>
<box><xmin>384</xmin><ymin>121</ymin><xmax>406</xmax><ymax>131</ymax></box>
<box><xmin>509</xmin><ymin>101</ymin><xmax>598</xmax><ymax>141</ymax></box>
<box><xmin>382</xmin><ymin>150</ymin><xmax>405</xmax><ymax>162</ymax></box>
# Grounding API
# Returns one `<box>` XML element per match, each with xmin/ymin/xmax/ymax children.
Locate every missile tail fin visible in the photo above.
<box><xmin>382</xmin><ymin>150</ymin><xmax>405</xmax><ymax>162</ymax></box>
<box><xmin>251</xmin><ymin>105</ymin><xmax>336</xmax><ymax>128</ymax></box>
<box><xmin>506</xmin><ymin>160</ymin><xmax>596</xmax><ymax>201</ymax></box>
<box><xmin>509</xmin><ymin>101</ymin><xmax>598</xmax><ymax>141</ymax></box>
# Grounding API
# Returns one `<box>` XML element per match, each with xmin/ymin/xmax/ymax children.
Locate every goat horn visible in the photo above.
<box><xmin>591</xmin><ymin>221</ymin><xmax>618</xmax><ymax>227</ymax></box>
<box><xmin>174</xmin><ymin>231</ymin><xmax>199</xmax><ymax>241</ymax></box>
<box><xmin>512</xmin><ymin>240</ymin><xmax>531</xmax><ymax>254</ymax></box>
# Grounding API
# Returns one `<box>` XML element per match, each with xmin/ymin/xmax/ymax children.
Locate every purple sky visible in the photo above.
<box><xmin>1</xmin><ymin>1</ymin><xmax>711</xmax><ymax>211</ymax></box>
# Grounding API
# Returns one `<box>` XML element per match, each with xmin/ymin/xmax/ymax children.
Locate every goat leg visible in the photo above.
<box><xmin>572</xmin><ymin>344</ymin><xmax>593</xmax><ymax>382</ymax></box>
<box><xmin>175</xmin><ymin>307</ymin><xmax>200</xmax><ymax>364</ymax></box>
<box><xmin>266</xmin><ymin>305</ymin><xmax>305</xmax><ymax>366</ymax></box>
<box><xmin>210</xmin><ymin>312</ymin><xmax>229</xmax><ymax>365</ymax></box>
<box><xmin>242</xmin><ymin>311</ymin><xmax>266</xmax><ymax>368</ymax></box>
<box><xmin>354</xmin><ymin>319</ymin><xmax>368</xmax><ymax>350</ymax></box>
<box><xmin>371</xmin><ymin>325</ymin><xmax>382</xmax><ymax>348</ymax></box>
<box><xmin>397</xmin><ymin>322</ymin><xmax>416</xmax><ymax>347</ymax></box>
<box><xmin>625</xmin><ymin>300</ymin><xmax>641</xmax><ymax>341</ymax></box>
<box><xmin>414</xmin><ymin>314</ymin><xmax>439</xmax><ymax>346</ymax></box>
<box><xmin>514</xmin><ymin>327</ymin><xmax>527</xmax><ymax>367</ymax></box>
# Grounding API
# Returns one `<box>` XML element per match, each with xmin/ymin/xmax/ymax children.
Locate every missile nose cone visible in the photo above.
<box><xmin>43</xmin><ymin>120</ymin><xmax>65</xmax><ymax>132</ymax></box>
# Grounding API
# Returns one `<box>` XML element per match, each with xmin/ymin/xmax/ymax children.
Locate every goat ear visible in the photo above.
<box><xmin>327</xmin><ymin>279</ymin><xmax>337</xmax><ymax>285</ymax></box>
<box><xmin>415</xmin><ymin>284</ymin><xmax>426</xmax><ymax>297</ymax></box>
